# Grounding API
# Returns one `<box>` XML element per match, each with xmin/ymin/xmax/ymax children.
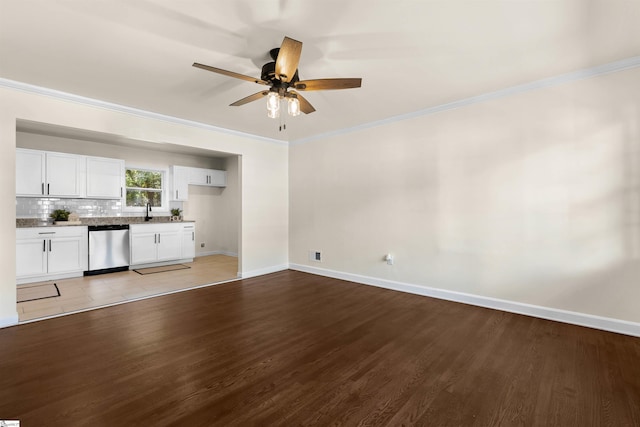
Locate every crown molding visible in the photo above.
<box><xmin>3</xmin><ymin>55</ymin><xmax>640</xmax><ymax>147</ymax></box>
<box><xmin>290</xmin><ymin>55</ymin><xmax>640</xmax><ymax>145</ymax></box>
<box><xmin>0</xmin><ymin>78</ymin><xmax>288</xmax><ymax>146</ymax></box>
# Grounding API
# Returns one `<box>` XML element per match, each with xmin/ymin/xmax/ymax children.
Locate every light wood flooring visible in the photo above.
<box><xmin>17</xmin><ymin>254</ymin><xmax>238</xmax><ymax>322</ymax></box>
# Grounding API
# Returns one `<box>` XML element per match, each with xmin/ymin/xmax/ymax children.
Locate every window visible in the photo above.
<box><xmin>125</xmin><ymin>168</ymin><xmax>165</xmax><ymax>209</ymax></box>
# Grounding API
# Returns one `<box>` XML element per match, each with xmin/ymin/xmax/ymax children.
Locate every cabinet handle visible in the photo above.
<box><xmin>41</xmin><ymin>183</ymin><xmax>45</xmax><ymax>195</ymax></box>
<box><xmin>47</xmin><ymin>183</ymin><xmax>50</xmax><ymax>195</ymax></box>
<box><xmin>121</xmin><ymin>187</ymin><xmax>123</xmax><ymax>197</ymax></box>
<box><xmin>43</xmin><ymin>240</ymin><xmax>46</xmax><ymax>252</ymax></box>
<box><xmin>158</xmin><ymin>233</ymin><xmax>160</xmax><ymax>243</ymax></box>
<box><xmin>49</xmin><ymin>240</ymin><xmax>52</xmax><ymax>252</ymax></box>
<box><xmin>154</xmin><ymin>234</ymin><xmax>157</xmax><ymax>244</ymax></box>
<box><xmin>192</xmin><ymin>231</ymin><xmax>194</xmax><ymax>241</ymax></box>
<box><xmin>176</xmin><ymin>190</ymin><xmax>178</xmax><ymax>199</ymax></box>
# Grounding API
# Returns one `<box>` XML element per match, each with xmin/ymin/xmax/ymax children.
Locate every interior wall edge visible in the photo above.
<box><xmin>289</xmin><ymin>263</ymin><xmax>640</xmax><ymax>338</ymax></box>
<box><xmin>0</xmin><ymin>313</ymin><xmax>19</xmax><ymax>329</ymax></box>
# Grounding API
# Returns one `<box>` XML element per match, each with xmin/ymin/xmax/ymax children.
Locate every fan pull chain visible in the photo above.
<box><xmin>278</xmin><ymin>111</ymin><xmax>287</xmax><ymax>132</ymax></box>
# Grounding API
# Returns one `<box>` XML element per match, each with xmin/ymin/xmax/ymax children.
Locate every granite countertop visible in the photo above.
<box><xmin>16</xmin><ymin>217</ymin><xmax>195</xmax><ymax>228</ymax></box>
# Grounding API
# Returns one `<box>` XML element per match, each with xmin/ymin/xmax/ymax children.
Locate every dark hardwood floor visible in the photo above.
<box><xmin>1</xmin><ymin>270</ymin><xmax>639</xmax><ymax>426</ymax></box>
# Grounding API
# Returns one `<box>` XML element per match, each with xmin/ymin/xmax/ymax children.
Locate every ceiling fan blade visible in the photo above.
<box><xmin>193</xmin><ymin>62</ymin><xmax>268</xmax><ymax>85</ymax></box>
<box><xmin>275</xmin><ymin>36</ymin><xmax>302</xmax><ymax>83</ymax></box>
<box><xmin>289</xmin><ymin>90</ymin><xmax>316</xmax><ymax>114</ymax></box>
<box><xmin>229</xmin><ymin>91</ymin><xmax>270</xmax><ymax>106</ymax></box>
<box><xmin>294</xmin><ymin>78</ymin><xmax>362</xmax><ymax>91</ymax></box>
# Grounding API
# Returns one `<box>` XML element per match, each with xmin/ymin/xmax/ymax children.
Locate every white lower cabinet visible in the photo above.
<box><xmin>129</xmin><ymin>223</ymin><xmax>195</xmax><ymax>267</ymax></box>
<box><xmin>181</xmin><ymin>223</ymin><xmax>196</xmax><ymax>259</ymax></box>
<box><xmin>16</xmin><ymin>226</ymin><xmax>88</xmax><ymax>284</ymax></box>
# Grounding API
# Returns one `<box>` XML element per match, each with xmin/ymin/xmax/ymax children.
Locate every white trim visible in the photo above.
<box><xmin>3</xmin><ymin>56</ymin><xmax>640</xmax><ymax>147</ymax></box>
<box><xmin>239</xmin><ymin>264</ymin><xmax>288</xmax><ymax>279</ymax></box>
<box><xmin>219</xmin><ymin>251</ymin><xmax>239</xmax><ymax>257</ymax></box>
<box><xmin>196</xmin><ymin>250</ymin><xmax>238</xmax><ymax>258</ymax></box>
<box><xmin>123</xmin><ymin>165</ymin><xmax>170</xmax><ymax>213</ymax></box>
<box><xmin>196</xmin><ymin>250</ymin><xmax>221</xmax><ymax>257</ymax></box>
<box><xmin>0</xmin><ymin>313</ymin><xmax>20</xmax><ymax>329</ymax></box>
<box><xmin>0</xmin><ymin>77</ymin><xmax>287</xmax><ymax>146</ymax></box>
<box><xmin>291</xmin><ymin>55</ymin><xmax>640</xmax><ymax>145</ymax></box>
<box><xmin>289</xmin><ymin>263</ymin><xmax>640</xmax><ymax>338</ymax></box>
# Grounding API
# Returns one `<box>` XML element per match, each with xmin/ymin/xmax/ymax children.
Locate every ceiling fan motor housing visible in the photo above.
<box><xmin>261</xmin><ymin>61</ymin><xmax>299</xmax><ymax>86</ymax></box>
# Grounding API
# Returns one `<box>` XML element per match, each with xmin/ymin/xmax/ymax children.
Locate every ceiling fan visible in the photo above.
<box><xmin>193</xmin><ymin>36</ymin><xmax>362</xmax><ymax>118</ymax></box>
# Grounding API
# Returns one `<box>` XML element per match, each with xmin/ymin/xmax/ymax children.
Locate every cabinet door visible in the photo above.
<box><xmin>46</xmin><ymin>152</ymin><xmax>83</xmax><ymax>197</ymax></box>
<box><xmin>181</xmin><ymin>227</ymin><xmax>196</xmax><ymax>259</ymax></box>
<box><xmin>86</xmin><ymin>156</ymin><xmax>124</xmax><ymax>199</ymax></box>
<box><xmin>171</xmin><ymin>166</ymin><xmax>189</xmax><ymax>201</ymax></box>
<box><xmin>47</xmin><ymin>236</ymin><xmax>86</xmax><ymax>274</ymax></box>
<box><xmin>130</xmin><ymin>232</ymin><xmax>158</xmax><ymax>265</ymax></box>
<box><xmin>187</xmin><ymin>167</ymin><xmax>208</xmax><ymax>185</ymax></box>
<box><xmin>16</xmin><ymin>149</ymin><xmax>45</xmax><ymax>196</ymax></box>
<box><xmin>156</xmin><ymin>231</ymin><xmax>182</xmax><ymax>261</ymax></box>
<box><xmin>209</xmin><ymin>169</ymin><xmax>227</xmax><ymax>187</ymax></box>
<box><xmin>16</xmin><ymin>238</ymin><xmax>47</xmax><ymax>278</ymax></box>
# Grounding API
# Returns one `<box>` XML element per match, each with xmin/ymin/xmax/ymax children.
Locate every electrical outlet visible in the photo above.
<box><xmin>309</xmin><ymin>250</ymin><xmax>322</xmax><ymax>262</ymax></box>
<box><xmin>200</xmin><ymin>242</ymin><xmax>205</xmax><ymax>248</ymax></box>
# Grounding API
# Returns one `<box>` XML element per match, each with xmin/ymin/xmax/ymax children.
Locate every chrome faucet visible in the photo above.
<box><xmin>145</xmin><ymin>202</ymin><xmax>152</xmax><ymax>221</ymax></box>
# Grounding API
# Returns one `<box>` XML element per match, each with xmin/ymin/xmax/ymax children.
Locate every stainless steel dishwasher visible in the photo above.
<box><xmin>86</xmin><ymin>224</ymin><xmax>130</xmax><ymax>275</ymax></box>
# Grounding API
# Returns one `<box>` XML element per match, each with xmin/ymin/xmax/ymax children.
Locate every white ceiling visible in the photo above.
<box><xmin>2</xmin><ymin>0</ymin><xmax>640</xmax><ymax>143</ymax></box>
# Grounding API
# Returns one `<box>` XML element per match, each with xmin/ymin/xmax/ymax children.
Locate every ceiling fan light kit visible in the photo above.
<box><xmin>193</xmin><ymin>36</ymin><xmax>362</xmax><ymax>119</ymax></box>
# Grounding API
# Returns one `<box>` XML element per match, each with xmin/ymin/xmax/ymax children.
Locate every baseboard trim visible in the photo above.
<box><xmin>0</xmin><ymin>312</ymin><xmax>20</xmax><ymax>329</ymax></box>
<box><xmin>196</xmin><ymin>251</ymin><xmax>238</xmax><ymax>258</ymax></box>
<box><xmin>240</xmin><ymin>264</ymin><xmax>289</xmax><ymax>279</ymax></box>
<box><xmin>289</xmin><ymin>264</ymin><xmax>640</xmax><ymax>338</ymax></box>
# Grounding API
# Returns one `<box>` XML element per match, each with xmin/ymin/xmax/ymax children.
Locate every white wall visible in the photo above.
<box><xmin>290</xmin><ymin>67</ymin><xmax>640</xmax><ymax>328</ymax></box>
<box><xmin>0</xmin><ymin>86</ymin><xmax>288</xmax><ymax>327</ymax></box>
<box><xmin>182</xmin><ymin>156</ymin><xmax>240</xmax><ymax>257</ymax></box>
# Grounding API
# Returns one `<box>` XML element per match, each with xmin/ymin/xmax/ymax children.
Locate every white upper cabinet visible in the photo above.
<box><xmin>16</xmin><ymin>149</ymin><xmax>45</xmax><ymax>196</ymax></box>
<box><xmin>187</xmin><ymin>167</ymin><xmax>227</xmax><ymax>187</ymax></box>
<box><xmin>86</xmin><ymin>156</ymin><xmax>124</xmax><ymax>199</ymax></box>
<box><xmin>46</xmin><ymin>152</ymin><xmax>84</xmax><ymax>197</ymax></box>
<box><xmin>170</xmin><ymin>165</ymin><xmax>189</xmax><ymax>201</ymax></box>
<box><xmin>187</xmin><ymin>167</ymin><xmax>209</xmax><ymax>186</ymax></box>
<box><xmin>16</xmin><ymin>149</ymin><xmax>84</xmax><ymax>197</ymax></box>
<box><xmin>208</xmin><ymin>169</ymin><xmax>226</xmax><ymax>187</ymax></box>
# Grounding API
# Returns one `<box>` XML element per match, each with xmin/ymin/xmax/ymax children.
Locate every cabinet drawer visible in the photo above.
<box><xmin>17</xmin><ymin>226</ymin><xmax>87</xmax><ymax>240</ymax></box>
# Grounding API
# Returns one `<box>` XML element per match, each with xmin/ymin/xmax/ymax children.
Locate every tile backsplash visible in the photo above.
<box><xmin>16</xmin><ymin>197</ymin><xmax>123</xmax><ymax>219</ymax></box>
